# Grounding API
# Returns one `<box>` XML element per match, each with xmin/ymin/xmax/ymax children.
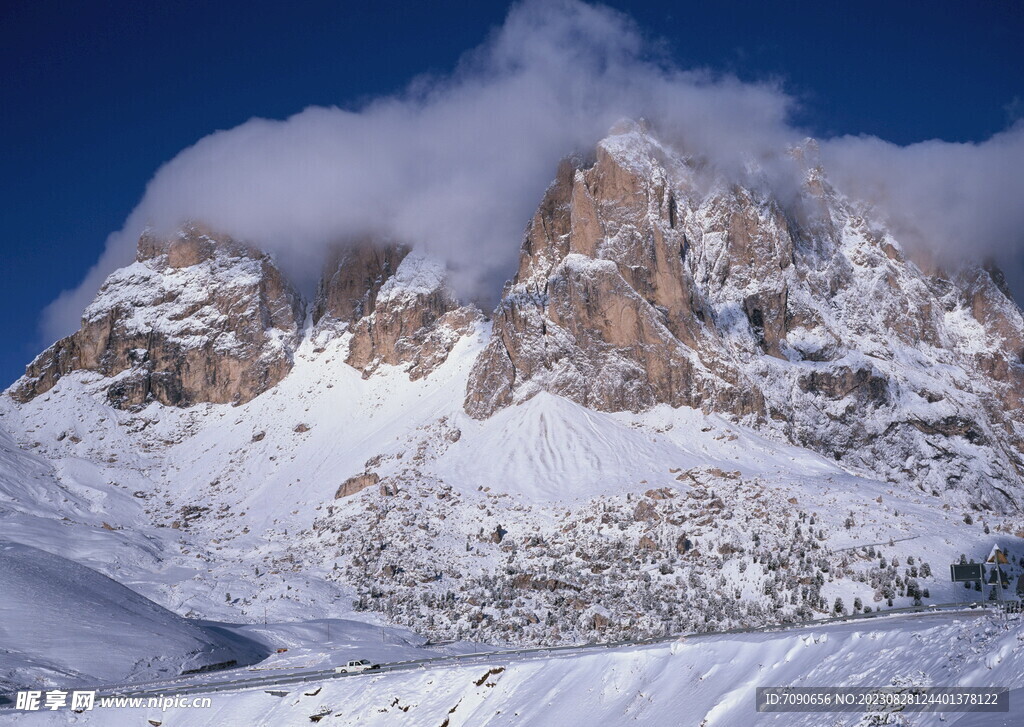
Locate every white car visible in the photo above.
<box><xmin>335</xmin><ymin>659</ymin><xmax>379</xmax><ymax>674</ymax></box>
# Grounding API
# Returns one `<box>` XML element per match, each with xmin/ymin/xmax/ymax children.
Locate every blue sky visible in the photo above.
<box><xmin>1</xmin><ymin>0</ymin><xmax>1022</xmax><ymax>387</ymax></box>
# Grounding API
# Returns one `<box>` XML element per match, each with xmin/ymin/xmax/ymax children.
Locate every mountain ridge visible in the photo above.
<box><xmin>9</xmin><ymin>122</ymin><xmax>1024</xmax><ymax>512</ymax></box>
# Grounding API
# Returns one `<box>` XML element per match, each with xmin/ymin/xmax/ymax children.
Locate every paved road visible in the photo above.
<box><xmin>832</xmin><ymin>535</ymin><xmax>921</xmax><ymax>553</ymax></box>
<box><xmin>73</xmin><ymin>601</ymin><xmax>1005</xmax><ymax>703</ymax></box>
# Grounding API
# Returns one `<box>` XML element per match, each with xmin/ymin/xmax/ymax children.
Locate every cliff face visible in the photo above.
<box><xmin>464</xmin><ymin>134</ymin><xmax>766</xmax><ymax>421</ymax></box>
<box><xmin>314</xmin><ymin>244</ymin><xmax>481</xmax><ymax>380</ymax></box>
<box><xmin>311</xmin><ymin>242</ymin><xmax>408</xmax><ymax>327</ymax></box>
<box><xmin>466</xmin><ymin>122</ymin><xmax>1024</xmax><ymax>508</ymax></box>
<box><xmin>11</xmin><ymin>225</ymin><xmax>305</xmax><ymax>408</ymax></box>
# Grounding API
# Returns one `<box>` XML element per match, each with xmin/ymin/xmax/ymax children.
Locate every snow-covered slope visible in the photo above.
<box><xmin>0</xmin><ymin>542</ymin><xmax>267</xmax><ymax>691</ymax></box>
<box><xmin>438</xmin><ymin>392</ymin><xmax>837</xmax><ymax>500</ymax></box>
<box><xmin>9</xmin><ymin>611</ymin><xmax>1023</xmax><ymax>727</ymax></box>
<box><xmin>0</xmin><ymin>422</ymin><xmax>166</xmax><ymax>578</ymax></box>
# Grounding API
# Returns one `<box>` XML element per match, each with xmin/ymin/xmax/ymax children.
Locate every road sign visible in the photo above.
<box><xmin>950</xmin><ymin>563</ymin><xmax>983</xmax><ymax>582</ymax></box>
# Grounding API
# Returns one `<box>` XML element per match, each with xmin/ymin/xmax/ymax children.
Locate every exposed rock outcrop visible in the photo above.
<box><xmin>466</xmin><ymin>132</ymin><xmax>764</xmax><ymax>420</ymax></box>
<box><xmin>335</xmin><ymin>472</ymin><xmax>380</xmax><ymax>499</ymax></box>
<box><xmin>312</xmin><ymin>242</ymin><xmax>408</xmax><ymax>327</ymax></box>
<box><xmin>11</xmin><ymin>224</ymin><xmax>304</xmax><ymax>408</ymax></box>
<box><xmin>314</xmin><ymin>244</ymin><xmax>481</xmax><ymax>380</ymax></box>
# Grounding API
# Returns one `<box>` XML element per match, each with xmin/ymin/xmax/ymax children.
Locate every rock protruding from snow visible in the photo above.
<box><xmin>312</xmin><ymin>241</ymin><xmax>408</xmax><ymax>327</ymax></box>
<box><xmin>314</xmin><ymin>243</ymin><xmax>481</xmax><ymax>380</ymax></box>
<box><xmin>466</xmin><ymin>123</ymin><xmax>765</xmax><ymax>420</ymax></box>
<box><xmin>467</xmin><ymin>121</ymin><xmax>1024</xmax><ymax>509</ymax></box>
<box><xmin>11</xmin><ymin>224</ymin><xmax>305</xmax><ymax>408</ymax></box>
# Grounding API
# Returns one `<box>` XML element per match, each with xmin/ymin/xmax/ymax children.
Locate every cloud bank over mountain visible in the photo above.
<box><xmin>821</xmin><ymin>122</ymin><xmax>1024</xmax><ymax>267</ymax></box>
<box><xmin>42</xmin><ymin>0</ymin><xmax>1024</xmax><ymax>340</ymax></box>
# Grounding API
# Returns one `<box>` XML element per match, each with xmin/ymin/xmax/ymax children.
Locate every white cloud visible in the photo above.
<box><xmin>821</xmin><ymin>121</ymin><xmax>1024</xmax><ymax>265</ymax></box>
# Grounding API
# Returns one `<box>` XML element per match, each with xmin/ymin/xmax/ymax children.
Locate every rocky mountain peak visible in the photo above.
<box><xmin>9</xmin><ymin>222</ymin><xmax>483</xmax><ymax>413</ymax></box>
<box><xmin>466</xmin><ymin>122</ymin><xmax>767</xmax><ymax>420</ymax></box>
<box><xmin>10</xmin><ymin>224</ymin><xmax>305</xmax><ymax>409</ymax></box>
<box><xmin>313</xmin><ymin>241</ymin><xmax>481</xmax><ymax>380</ymax></box>
<box><xmin>312</xmin><ymin>240</ymin><xmax>409</xmax><ymax>327</ymax></box>
<box><xmin>466</xmin><ymin>122</ymin><xmax>1024</xmax><ymax>509</ymax></box>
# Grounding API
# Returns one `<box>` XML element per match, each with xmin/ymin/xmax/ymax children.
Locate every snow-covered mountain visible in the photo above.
<box><xmin>3</xmin><ymin>122</ymin><xmax>1024</xmax><ymax>692</ymax></box>
<box><xmin>11</xmin><ymin>223</ymin><xmax>305</xmax><ymax>408</ymax></box>
<box><xmin>467</xmin><ymin>122</ymin><xmax>1024</xmax><ymax>511</ymax></box>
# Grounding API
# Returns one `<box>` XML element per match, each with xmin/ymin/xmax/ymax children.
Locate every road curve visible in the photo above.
<box><xmin>72</xmin><ymin>602</ymin><xmax>1004</xmax><ymax>703</ymax></box>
